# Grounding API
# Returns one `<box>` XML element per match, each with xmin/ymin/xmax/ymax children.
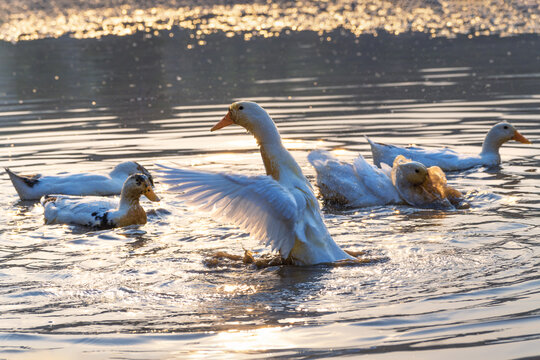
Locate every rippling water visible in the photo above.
<box><xmin>1</xmin><ymin>15</ymin><xmax>539</xmax><ymax>360</ymax></box>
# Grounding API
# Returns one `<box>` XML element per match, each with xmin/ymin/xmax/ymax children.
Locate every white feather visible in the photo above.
<box><xmin>6</xmin><ymin>161</ymin><xmax>153</xmax><ymax>200</ymax></box>
<box><xmin>156</xmin><ymin>101</ymin><xmax>356</xmax><ymax>265</ymax></box>
<box><xmin>308</xmin><ymin>150</ymin><xmax>401</xmax><ymax>207</ymax></box>
<box><xmin>156</xmin><ymin>164</ymin><xmax>299</xmax><ymax>257</ymax></box>
<box><xmin>42</xmin><ymin>196</ymin><xmax>117</xmax><ymax>227</ymax></box>
<box><xmin>367</xmin><ymin>138</ymin><xmax>480</xmax><ymax>171</ymax></box>
<box><xmin>365</xmin><ymin>122</ymin><xmax>530</xmax><ymax>171</ymax></box>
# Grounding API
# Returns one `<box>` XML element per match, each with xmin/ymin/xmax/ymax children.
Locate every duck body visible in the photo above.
<box><xmin>158</xmin><ymin>101</ymin><xmax>355</xmax><ymax>266</ymax></box>
<box><xmin>6</xmin><ymin>161</ymin><xmax>154</xmax><ymax>200</ymax></box>
<box><xmin>308</xmin><ymin>149</ymin><xmax>401</xmax><ymax>208</ymax></box>
<box><xmin>391</xmin><ymin>155</ymin><xmax>463</xmax><ymax>209</ymax></box>
<box><xmin>41</xmin><ymin>174</ymin><xmax>159</xmax><ymax>229</ymax></box>
<box><xmin>368</xmin><ymin>141</ymin><xmax>485</xmax><ymax>171</ymax></box>
<box><xmin>260</xmin><ymin>143</ymin><xmax>353</xmax><ymax>265</ymax></box>
<box><xmin>367</xmin><ymin>122</ymin><xmax>530</xmax><ymax>171</ymax></box>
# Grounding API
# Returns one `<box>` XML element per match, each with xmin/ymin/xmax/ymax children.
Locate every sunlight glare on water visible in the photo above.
<box><xmin>0</xmin><ymin>0</ymin><xmax>539</xmax><ymax>42</ymax></box>
<box><xmin>0</xmin><ymin>1</ymin><xmax>539</xmax><ymax>359</ymax></box>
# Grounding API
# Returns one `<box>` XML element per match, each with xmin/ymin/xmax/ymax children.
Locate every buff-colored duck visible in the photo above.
<box><xmin>157</xmin><ymin>101</ymin><xmax>356</xmax><ymax>266</ymax></box>
<box><xmin>41</xmin><ymin>174</ymin><xmax>159</xmax><ymax>229</ymax></box>
<box><xmin>367</xmin><ymin>122</ymin><xmax>530</xmax><ymax>171</ymax></box>
<box><xmin>6</xmin><ymin>161</ymin><xmax>153</xmax><ymax>200</ymax></box>
<box><xmin>391</xmin><ymin>155</ymin><xmax>463</xmax><ymax>209</ymax></box>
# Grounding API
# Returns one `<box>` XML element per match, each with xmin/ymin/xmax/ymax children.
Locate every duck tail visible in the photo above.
<box><xmin>40</xmin><ymin>194</ymin><xmax>57</xmax><ymax>205</ymax></box>
<box><xmin>364</xmin><ymin>135</ymin><xmax>382</xmax><ymax>167</ymax></box>
<box><xmin>364</xmin><ymin>135</ymin><xmax>375</xmax><ymax>146</ymax></box>
<box><xmin>5</xmin><ymin>168</ymin><xmax>40</xmax><ymax>200</ymax></box>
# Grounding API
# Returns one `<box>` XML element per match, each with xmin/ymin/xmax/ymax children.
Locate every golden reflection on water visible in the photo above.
<box><xmin>501</xmin><ymin>195</ymin><xmax>519</xmax><ymax>205</ymax></box>
<box><xmin>190</xmin><ymin>327</ymin><xmax>292</xmax><ymax>357</ymax></box>
<box><xmin>0</xmin><ymin>0</ymin><xmax>538</xmax><ymax>42</ymax></box>
<box><xmin>219</xmin><ymin>284</ymin><xmax>258</xmax><ymax>295</ymax></box>
<box><xmin>330</xmin><ymin>148</ymin><xmax>355</xmax><ymax>157</ymax></box>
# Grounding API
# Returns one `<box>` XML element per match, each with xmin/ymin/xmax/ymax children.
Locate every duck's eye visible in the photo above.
<box><xmin>415</xmin><ymin>169</ymin><xmax>419</xmax><ymax>173</ymax></box>
<box><xmin>503</xmin><ymin>125</ymin><xmax>508</xmax><ymax>129</ymax></box>
<box><xmin>238</xmin><ymin>106</ymin><xmax>244</xmax><ymax>110</ymax></box>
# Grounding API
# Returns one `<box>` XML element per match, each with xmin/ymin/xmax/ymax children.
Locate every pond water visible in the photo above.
<box><xmin>0</xmin><ymin>3</ymin><xmax>540</xmax><ymax>358</ymax></box>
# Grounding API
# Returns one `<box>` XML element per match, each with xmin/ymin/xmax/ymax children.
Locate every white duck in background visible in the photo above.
<box><xmin>41</xmin><ymin>174</ymin><xmax>159</xmax><ymax>229</ymax></box>
<box><xmin>367</xmin><ymin>122</ymin><xmax>531</xmax><ymax>171</ymax></box>
<box><xmin>391</xmin><ymin>155</ymin><xmax>464</xmax><ymax>209</ymax></box>
<box><xmin>6</xmin><ymin>161</ymin><xmax>154</xmax><ymax>200</ymax></box>
<box><xmin>157</xmin><ymin>101</ymin><xmax>356</xmax><ymax>266</ymax></box>
<box><xmin>308</xmin><ymin>149</ymin><xmax>401</xmax><ymax>208</ymax></box>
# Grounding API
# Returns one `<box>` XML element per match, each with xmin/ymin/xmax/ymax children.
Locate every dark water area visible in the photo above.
<box><xmin>0</xmin><ymin>25</ymin><xmax>539</xmax><ymax>359</ymax></box>
<box><xmin>1</xmin><ymin>31</ymin><xmax>538</xmax><ymax>161</ymax></box>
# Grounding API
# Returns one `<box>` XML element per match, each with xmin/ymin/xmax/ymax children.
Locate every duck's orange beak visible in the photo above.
<box><xmin>211</xmin><ymin>110</ymin><xmax>234</xmax><ymax>132</ymax></box>
<box><xmin>145</xmin><ymin>188</ymin><xmax>160</xmax><ymax>202</ymax></box>
<box><xmin>512</xmin><ymin>130</ymin><xmax>531</xmax><ymax>144</ymax></box>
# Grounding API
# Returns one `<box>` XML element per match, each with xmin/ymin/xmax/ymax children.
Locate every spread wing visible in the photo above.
<box><xmin>156</xmin><ymin>164</ymin><xmax>299</xmax><ymax>256</ymax></box>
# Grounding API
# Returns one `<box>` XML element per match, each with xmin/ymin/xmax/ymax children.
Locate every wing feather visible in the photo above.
<box><xmin>156</xmin><ymin>164</ymin><xmax>299</xmax><ymax>256</ymax></box>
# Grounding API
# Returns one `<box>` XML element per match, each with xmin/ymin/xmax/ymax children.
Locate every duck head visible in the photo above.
<box><xmin>121</xmin><ymin>174</ymin><xmax>160</xmax><ymax>203</ymax></box>
<box><xmin>481</xmin><ymin>121</ymin><xmax>531</xmax><ymax>156</ymax></box>
<box><xmin>392</xmin><ymin>155</ymin><xmax>428</xmax><ymax>186</ymax></box>
<box><xmin>396</xmin><ymin>161</ymin><xmax>428</xmax><ymax>185</ymax></box>
<box><xmin>211</xmin><ymin>101</ymin><xmax>281</xmax><ymax>145</ymax></box>
<box><xmin>491</xmin><ymin>122</ymin><xmax>530</xmax><ymax>143</ymax></box>
<box><xmin>111</xmin><ymin>161</ymin><xmax>154</xmax><ymax>186</ymax></box>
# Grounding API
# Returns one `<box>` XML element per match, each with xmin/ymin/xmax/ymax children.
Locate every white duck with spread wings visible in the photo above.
<box><xmin>157</xmin><ymin>101</ymin><xmax>355</xmax><ymax>266</ymax></box>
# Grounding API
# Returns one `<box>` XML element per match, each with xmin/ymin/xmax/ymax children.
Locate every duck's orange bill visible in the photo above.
<box><xmin>211</xmin><ymin>111</ymin><xmax>234</xmax><ymax>132</ymax></box>
<box><xmin>145</xmin><ymin>188</ymin><xmax>160</xmax><ymax>202</ymax></box>
<box><xmin>512</xmin><ymin>130</ymin><xmax>531</xmax><ymax>144</ymax></box>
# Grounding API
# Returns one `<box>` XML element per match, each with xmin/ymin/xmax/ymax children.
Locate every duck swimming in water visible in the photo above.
<box><xmin>157</xmin><ymin>101</ymin><xmax>357</xmax><ymax>266</ymax></box>
<box><xmin>391</xmin><ymin>155</ymin><xmax>464</xmax><ymax>209</ymax></box>
<box><xmin>308</xmin><ymin>150</ymin><xmax>464</xmax><ymax>209</ymax></box>
<box><xmin>6</xmin><ymin>161</ymin><xmax>154</xmax><ymax>200</ymax></box>
<box><xmin>41</xmin><ymin>174</ymin><xmax>159</xmax><ymax>229</ymax></box>
<box><xmin>308</xmin><ymin>149</ymin><xmax>401</xmax><ymax>208</ymax></box>
<box><xmin>367</xmin><ymin>122</ymin><xmax>530</xmax><ymax>171</ymax></box>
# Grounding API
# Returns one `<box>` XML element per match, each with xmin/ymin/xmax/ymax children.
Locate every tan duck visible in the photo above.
<box><xmin>391</xmin><ymin>155</ymin><xmax>463</xmax><ymax>209</ymax></box>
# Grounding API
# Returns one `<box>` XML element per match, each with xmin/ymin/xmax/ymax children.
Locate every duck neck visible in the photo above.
<box><xmin>480</xmin><ymin>129</ymin><xmax>503</xmax><ymax>160</ymax></box>
<box><xmin>252</xmin><ymin>114</ymin><xmax>283</xmax><ymax>147</ymax></box>
<box><xmin>257</xmin><ymin>133</ymin><xmax>304</xmax><ymax>185</ymax></box>
<box><xmin>119</xmin><ymin>188</ymin><xmax>141</xmax><ymax>209</ymax></box>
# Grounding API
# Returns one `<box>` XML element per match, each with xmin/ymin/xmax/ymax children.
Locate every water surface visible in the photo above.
<box><xmin>0</xmin><ymin>16</ymin><xmax>539</xmax><ymax>360</ymax></box>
